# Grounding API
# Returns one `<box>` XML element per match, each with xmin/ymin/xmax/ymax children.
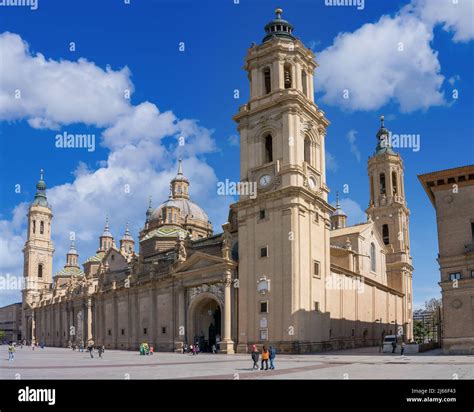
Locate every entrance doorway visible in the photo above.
<box><xmin>190</xmin><ymin>297</ymin><xmax>221</xmax><ymax>352</ymax></box>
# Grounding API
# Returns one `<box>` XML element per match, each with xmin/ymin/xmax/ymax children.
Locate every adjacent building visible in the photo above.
<box><xmin>0</xmin><ymin>302</ymin><xmax>22</xmax><ymax>342</ymax></box>
<box><xmin>419</xmin><ymin>165</ymin><xmax>474</xmax><ymax>354</ymax></box>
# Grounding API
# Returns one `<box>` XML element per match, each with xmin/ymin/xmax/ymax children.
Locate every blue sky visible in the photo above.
<box><xmin>0</xmin><ymin>0</ymin><xmax>473</xmax><ymax>308</ymax></box>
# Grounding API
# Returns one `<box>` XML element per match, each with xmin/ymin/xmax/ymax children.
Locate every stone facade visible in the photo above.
<box><xmin>19</xmin><ymin>9</ymin><xmax>413</xmax><ymax>354</ymax></box>
<box><xmin>419</xmin><ymin>165</ymin><xmax>474</xmax><ymax>354</ymax></box>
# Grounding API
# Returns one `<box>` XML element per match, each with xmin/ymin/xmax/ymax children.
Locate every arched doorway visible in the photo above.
<box><xmin>188</xmin><ymin>295</ymin><xmax>222</xmax><ymax>352</ymax></box>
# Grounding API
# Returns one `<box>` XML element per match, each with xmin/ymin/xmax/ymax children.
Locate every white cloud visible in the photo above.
<box><xmin>410</xmin><ymin>0</ymin><xmax>474</xmax><ymax>43</ymax></box>
<box><xmin>227</xmin><ymin>134</ymin><xmax>239</xmax><ymax>146</ymax></box>
<box><xmin>340</xmin><ymin>198</ymin><xmax>366</xmax><ymax>226</ymax></box>
<box><xmin>330</xmin><ymin>197</ymin><xmax>366</xmax><ymax>226</ymax></box>
<box><xmin>326</xmin><ymin>151</ymin><xmax>339</xmax><ymax>172</ymax></box>
<box><xmin>315</xmin><ymin>0</ymin><xmax>473</xmax><ymax>112</ymax></box>
<box><xmin>448</xmin><ymin>74</ymin><xmax>460</xmax><ymax>86</ymax></box>
<box><xmin>346</xmin><ymin>129</ymin><xmax>361</xmax><ymax>162</ymax></box>
<box><xmin>0</xmin><ymin>32</ymin><xmax>133</xmax><ymax>129</ymax></box>
<box><xmin>0</xmin><ymin>33</ymin><xmax>229</xmax><ymax>307</ymax></box>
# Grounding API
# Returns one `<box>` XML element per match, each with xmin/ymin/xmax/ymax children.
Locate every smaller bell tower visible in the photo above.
<box><xmin>366</xmin><ymin>116</ymin><xmax>414</xmax><ymax>340</ymax></box>
<box><xmin>22</xmin><ymin>170</ymin><xmax>55</xmax><ymax>342</ymax></box>
<box><xmin>23</xmin><ymin>170</ymin><xmax>55</xmax><ymax>302</ymax></box>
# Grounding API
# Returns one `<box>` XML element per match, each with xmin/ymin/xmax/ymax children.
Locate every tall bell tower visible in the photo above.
<box><xmin>22</xmin><ymin>170</ymin><xmax>55</xmax><ymax>342</ymax></box>
<box><xmin>232</xmin><ymin>9</ymin><xmax>333</xmax><ymax>352</ymax></box>
<box><xmin>366</xmin><ymin>116</ymin><xmax>414</xmax><ymax>340</ymax></box>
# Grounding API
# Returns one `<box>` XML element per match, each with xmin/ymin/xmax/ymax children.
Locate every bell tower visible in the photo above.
<box><xmin>232</xmin><ymin>9</ymin><xmax>333</xmax><ymax>352</ymax></box>
<box><xmin>366</xmin><ymin>116</ymin><xmax>414</xmax><ymax>340</ymax></box>
<box><xmin>22</xmin><ymin>170</ymin><xmax>55</xmax><ymax>342</ymax></box>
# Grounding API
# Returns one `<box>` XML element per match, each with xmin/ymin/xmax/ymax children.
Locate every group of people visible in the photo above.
<box><xmin>251</xmin><ymin>345</ymin><xmax>276</xmax><ymax>370</ymax></box>
<box><xmin>7</xmin><ymin>340</ymin><xmax>44</xmax><ymax>360</ymax></box>
<box><xmin>139</xmin><ymin>342</ymin><xmax>154</xmax><ymax>355</ymax></box>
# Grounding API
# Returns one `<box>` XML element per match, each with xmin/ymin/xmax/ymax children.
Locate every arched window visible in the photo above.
<box><xmin>32</xmin><ymin>220</ymin><xmax>36</xmax><ymax>234</ymax></box>
<box><xmin>40</xmin><ymin>221</ymin><xmax>44</xmax><ymax>235</ymax></box>
<box><xmin>38</xmin><ymin>264</ymin><xmax>43</xmax><ymax>278</ymax></box>
<box><xmin>392</xmin><ymin>171</ymin><xmax>398</xmax><ymax>195</ymax></box>
<box><xmin>302</xmin><ymin>71</ymin><xmax>308</xmax><ymax>96</ymax></box>
<box><xmin>168</xmin><ymin>211</ymin><xmax>172</xmax><ymax>223</ymax></box>
<box><xmin>263</xmin><ymin>67</ymin><xmax>271</xmax><ymax>94</ymax></box>
<box><xmin>264</xmin><ymin>134</ymin><xmax>273</xmax><ymax>163</ymax></box>
<box><xmin>304</xmin><ymin>136</ymin><xmax>311</xmax><ymax>165</ymax></box>
<box><xmin>284</xmin><ymin>64</ymin><xmax>292</xmax><ymax>89</ymax></box>
<box><xmin>380</xmin><ymin>173</ymin><xmax>386</xmax><ymax>195</ymax></box>
<box><xmin>370</xmin><ymin>243</ymin><xmax>376</xmax><ymax>272</ymax></box>
<box><xmin>382</xmin><ymin>224</ymin><xmax>389</xmax><ymax>245</ymax></box>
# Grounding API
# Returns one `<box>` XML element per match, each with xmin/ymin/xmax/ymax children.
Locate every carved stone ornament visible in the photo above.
<box><xmin>188</xmin><ymin>283</ymin><xmax>224</xmax><ymax>306</ymax></box>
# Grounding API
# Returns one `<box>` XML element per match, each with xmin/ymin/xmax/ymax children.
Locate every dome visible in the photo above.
<box><xmin>151</xmin><ymin>198</ymin><xmax>209</xmax><ymax>223</ymax></box>
<box><xmin>262</xmin><ymin>8</ymin><xmax>296</xmax><ymax>43</ymax></box>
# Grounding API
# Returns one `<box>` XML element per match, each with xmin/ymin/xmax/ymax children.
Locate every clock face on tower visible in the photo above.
<box><xmin>308</xmin><ymin>176</ymin><xmax>319</xmax><ymax>191</ymax></box>
<box><xmin>259</xmin><ymin>174</ymin><xmax>272</xmax><ymax>187</ymax></box>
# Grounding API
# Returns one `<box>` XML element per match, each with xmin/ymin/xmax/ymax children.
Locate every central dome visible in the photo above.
<box><xmin>151</xmin><ymin>198</ymin><xmax>209</xmax><ymax>223</ymax></box>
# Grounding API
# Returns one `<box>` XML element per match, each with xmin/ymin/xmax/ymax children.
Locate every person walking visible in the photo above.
<box><xmin>98</xmin><ymin>345</ymin><xmax>104</xmax><ymax>358</ymax></box>
<box><xmin>8</xmin><ymin>343</ymin><xmax>15</xmax><ymax>361</ymax></box>
<box><xmin>211</xmin><ymin>344</ymin><xmax>216</xmax><ymax>354</ymax></box>
<box><xmin>400</xmin><ymin>342</ymin><xmax>406</xmax><ymax>356</ymax></box>
<box><xmin>260</xmin><ymin>346</ymin><xmax>269</xmax><ymax>370</ymax></box>
<box><xmin>87</xmin><ymin>340</ymin><xmax>94</xmax><ymax>358</ymax></box>
<box><xmin>251</xmin><ymin>345</ymin><xmax>259</xmax><ymax>370</ymax></box>
<box><xmin>391</xmin><ymin>340</ymin><xmax>396</xmax><ymax>354</ymax></box>
<box><xmin>269</xmin><ymin>346</ymin><xmax>276</xmax><ymax>370</ymax></box>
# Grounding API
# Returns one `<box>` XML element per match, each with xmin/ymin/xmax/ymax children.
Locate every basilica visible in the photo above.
<box><xmin>21</xmin><ymin>9</ymin><xmax>413</xmax><ymax>353</ymax></box>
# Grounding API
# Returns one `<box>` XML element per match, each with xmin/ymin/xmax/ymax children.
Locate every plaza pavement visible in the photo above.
<box><xmin>1</xmin><ymin>345</ymin><xmax>472</xmax><ymax>380</ymax></box>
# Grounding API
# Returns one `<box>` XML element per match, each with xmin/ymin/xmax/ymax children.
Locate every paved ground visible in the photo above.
<box><xmin>1</xmin><ymin>346</ymin><xmax>472</xmax><ymax>380</ymax></box>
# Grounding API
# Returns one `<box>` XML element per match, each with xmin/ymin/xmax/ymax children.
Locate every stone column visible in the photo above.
<box><xmin>220</xmin><ymin>269</ymin><xmax>235</xmax><ymax>354</ymax></box>
<box><xmin>174</xmin><ymin>286</ymin><xmax>185</xmax><ymax>351</ymax></box>
<box><xmin>149</xmin><ymin>287</ymin><xmax>157</xmax><ymax>349</ymax></box>
<box><xmin>87</xmin><ymin>298</ymin><xmax>93</xmax><ymax>342</ymax></box>
<box><xmin>31</xmin><ymin>311</ymin><xmax>36</xmax><ymax>344</ymax></box>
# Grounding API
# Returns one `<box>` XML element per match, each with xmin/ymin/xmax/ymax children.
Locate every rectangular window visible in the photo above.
<box><xmin>259</xmin><ymin>329</ymin><xmax>268</xmax><ymax>341</ymax></box>
<box><xmin>471</xmin><ymin>222</ymin><xmax>474</xmax><ymax>242</ymax></box>
<box><xmin>314</xmin><ymin>301</ymin><xmax>320</xmax><ymax>312</ymax></box>
<box><xmin>449</xmin><ymin>272</ymin><xmax>462</xmax><ymax>281</ymax></box>
<box><xmin>260</xmin><ymin>301</ymin><xmax>268</xmax><ymax>313</ymax></box>
<box><xmin>161</xmin><ymin>327</ymin><xmax>166</xmax><ymax>334</ymax></box>
<box><xmin>259</xmin><ymin>210</ymin><xmax>266</xmax><ymax>220</ymax></box>
<box><xmin>260</xmin><ymin>246</ymin><xmax>268</xmax><ymax>258</ymax></box>
<box><xmin>351</xmin><ymin>329</ymin><xmax>355</xmax><ymax>337</ymax></box>
<box><xmin>121</xmin><ymin>329</ymin><xmax>125</xmax><ymax>335</ymax></box>
<box><xmin>313</xmin><ymin>261</ymin><xmax>320</xmax><ymax>278</ymax></box>
<box><xmin>143</xmin><ymin>328</ymin><xmax>147</xmax><ymax>335</ymax></box>
<box><xmin>108</xmin><ymin>329</ymin><xmax>111</xmax><ymax>336</ymax></box>
<box><xmin>40</xmin><ymin>221</ymin><xmax>44</xmax><ymax>235</ymax></box>
<box><xmin>32</xmin><ymin>220</ymin><xmax>36</xmax><ymax>234</ymax></box>
<box><xmin>471</xmin><ymin>270</ymin><xmax>474</xmax><ymax>278</ymax></box>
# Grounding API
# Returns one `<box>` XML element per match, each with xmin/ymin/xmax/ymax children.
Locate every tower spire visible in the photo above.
<box><xmin>32</xmin><ymin>169</ymin><xmax>49</xmax><ymax>207</ymax></box>
<box><xmin>262</xmin><ymin>8</ymin><xmax>295</xmax><ymax>43</ymax></box>
<box><xmin>375</xmin><ymin>114</ymin><xmax>395</xmax><ymax>155</ymax></box>
<box><xmin>170</xmin><ymin>159</ymin><xmax>190</xmax><ymax>200</ymax></box>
